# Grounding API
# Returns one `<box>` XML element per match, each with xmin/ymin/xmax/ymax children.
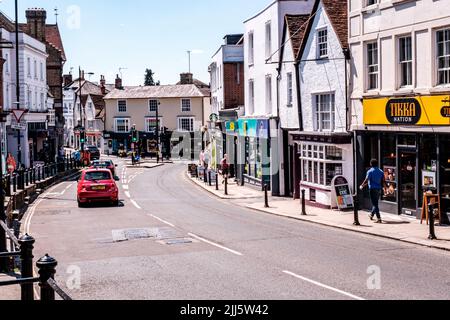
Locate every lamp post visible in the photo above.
<box><xmin>14</xmin><ymin>0</ymin><xmax>21</xmax><ymax>167</ymax></box>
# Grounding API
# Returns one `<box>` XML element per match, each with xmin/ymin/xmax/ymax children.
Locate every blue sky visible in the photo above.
<box><xmin>0</xmin><ymin>0</ymin><xmax>270</xmax><ymax>86</ymax></box>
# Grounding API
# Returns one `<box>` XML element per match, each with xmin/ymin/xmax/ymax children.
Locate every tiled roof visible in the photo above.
<box><xmin>104</xmin><ymin>84</ymin><xmax>210</xmax><ymax>100</ymax></box>
<box><xmin>176</xmin><ymin>78</ymin><xmax>210</xmax><ymax>88</ymax></box>
<box><xmin>19</xmin><ymin>23</ymin><xmax>66</xmax><ymax>61</ymax></box>
<box><xmin>321</xmin><ymin>0</ymin><xmax>348</xmax><ymax>49</ymax></box>
<box><xmin>45</xmin><ymin>24</ymin><xmax>66</xmax><ymax>61</ymax></box>
<box><xmin>285</xmin><ymin>14</ymin><xmax>310</xmax><ymax>60</ymax></box>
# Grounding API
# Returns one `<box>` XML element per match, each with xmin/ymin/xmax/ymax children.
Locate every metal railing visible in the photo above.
<box><xmin>0</xmin><ymin>224</ymin><xmax>72</xmax><ymax>300</ymax></box>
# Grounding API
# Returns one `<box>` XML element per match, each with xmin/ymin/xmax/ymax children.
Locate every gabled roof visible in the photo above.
<box><xmin>299</xmin><ymin>0</ymin><xmax>348</xmax><ymax>59</ymax></box>
<box><xmin>104</xmin><ymin>84</ymin><xmax>210</xmax><ymax>100</ymax></box>
<box><xmin>19</xmin><ymin>23</ymin><xmax>66</xmax><ymax>61</ymax></box>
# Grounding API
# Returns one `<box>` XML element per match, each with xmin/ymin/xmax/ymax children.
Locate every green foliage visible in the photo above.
<box><xmin>144</xmin><ymin>69</ymin><xmax>161</xmax><ymax>86</ymax></box>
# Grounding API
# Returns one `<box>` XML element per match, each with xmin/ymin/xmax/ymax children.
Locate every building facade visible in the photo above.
<box><xmin>241</xmin><ymin>0</ymin><xmax>314</xmax><ymax>194</ymax></box>
<box><xmin>103</xmin><ymin>82</ymin><xmax>211</xmax><ymax>158</ymax></box>
<box><xmin>291</xmin><ymin>0</ymin><xmax>352</xmax><ymax>209</ymax></box>
<box><xmin>209</xmin><ymin>34</ymin><xmax>245</xmax><ymax>175</ymax></box>
<box><xmin>349</xmin><ymin>0</ymin><xmax>450</xmax><ymax>220</ymax></box>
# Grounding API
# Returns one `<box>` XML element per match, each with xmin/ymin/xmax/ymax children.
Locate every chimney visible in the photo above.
<box><xmin>80</xmin><ymin>70</ymin><xmax>85</xmax><ymax>81</ymax></box>
<box><xmin>25</xmin><ymin>8</ymin><xmax>47</xmax><ymax>43</ymax></box>
<box><xmin>115</xmin><ymin>74</ymin><xmax>123</xmax><ymax>90</ymax></box>
<box><xmin>100</xmin><ymin>75</ymin><xmax>106</xmax><ymax>95</ymax></box>
<box><xmin>180</xmin><ymin>73</ymin><xmax>193</xmax><ymax>85</ymax></box>
<box><xmin>63</xmin><ymin>74</ymin><xmax>73</xmax><ymax>87</ymax></box>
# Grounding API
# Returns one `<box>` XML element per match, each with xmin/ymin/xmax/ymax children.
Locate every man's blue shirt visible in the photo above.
<box><xmin>367</xmin><ymin>167</ymin><xmax>384</xmax><ymax>190</ymax></box>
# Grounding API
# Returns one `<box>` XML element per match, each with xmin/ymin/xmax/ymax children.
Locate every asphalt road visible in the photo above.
<box><xmin>25</xmin><ymin>158</ymin><xmax>450</xmax><ymax>300</ymax></box>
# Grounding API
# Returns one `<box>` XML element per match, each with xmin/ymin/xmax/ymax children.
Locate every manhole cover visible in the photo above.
<box><xmin>165</xmin><ymin>238</ymin><xmax>193</xmax><ymax>245</ymax></box>
<box><xmin>112</xmin><ymin>228</ymin><xmax>155</xmax><ymax>242</ymax></box>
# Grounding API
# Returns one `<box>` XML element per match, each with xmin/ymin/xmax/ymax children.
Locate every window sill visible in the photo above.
<box><xmin>391</xmin><ymin>0</ymin><xmax>416</xmax><ymax>6</ymax></box>
<box><xmin>362</xmin><ymin>91</ymin><xmax>381</xmax><ymax>98</ymax></box>
<box><xmin>361</xmin><ymin>4</ymin><xmax>379</xmax><ymax>14</ymax></box>
<box><xmin>430</xmin><ymin>85</ymin><xmax>450</xmax><ymax>93</ymax></box>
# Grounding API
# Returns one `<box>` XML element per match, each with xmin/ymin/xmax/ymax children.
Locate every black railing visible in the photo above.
<box><xmin>0</xmin><ymin>223</ymin><xmax>72</xmax><ymax>301</ymax></box>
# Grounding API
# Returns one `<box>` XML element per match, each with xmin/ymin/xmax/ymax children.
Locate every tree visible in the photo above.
<box><xmin>144</xmin><ymin>69</ymin><xmax>160</xmax><ymax>86</ymax></box>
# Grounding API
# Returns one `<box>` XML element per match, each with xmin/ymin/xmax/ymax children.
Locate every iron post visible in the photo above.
<box><xmin>301</xmin><ymin>189</ymin><xmax>307</xmax><ymax>216</ymax></box>
<box><xmin>353</xmin><ymin>194</ymin><xmax>360</xmax><ymax>226</ymax></box>
<box><xmin>428</xmin><ymin>202</ymin><xmax>437</xmax><ymax>240</ymax></box>
<box><xmin>19</xmin><ymin>234</ymin><xmax>35</xmax><ymax>301</ymax></box>
<box><xmin>36</xmin><ymin>254</ymin><xmax>57</xmax><ymax>301</ymax></box>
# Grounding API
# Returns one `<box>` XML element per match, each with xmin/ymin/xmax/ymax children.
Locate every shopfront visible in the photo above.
<box><xmin>237</xmin><ymin>118</ymin><xmax>271</xmax><ymax>189</ymax></box>
<box><xmin>360</xmin><ymin>95</ymin><xmax>450</xmax><ymax>222</ymax></box>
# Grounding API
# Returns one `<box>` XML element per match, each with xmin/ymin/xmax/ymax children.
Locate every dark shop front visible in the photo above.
<box><xmin>358</xmin><ymin>95</ymin><xmax>450</xmax><ymax>222</ymax></box>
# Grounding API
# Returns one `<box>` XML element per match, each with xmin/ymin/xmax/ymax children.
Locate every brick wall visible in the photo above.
<box><xmin>223</xmin><ymin>62</ymin><xmax>244</xmax><ymax>109</ymax></box>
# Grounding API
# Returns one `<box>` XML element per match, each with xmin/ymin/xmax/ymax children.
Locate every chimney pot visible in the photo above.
<box><xmin>180</xmin><ymin>73</ymin><xmax>193</xmax><ymax>85</ymax></box>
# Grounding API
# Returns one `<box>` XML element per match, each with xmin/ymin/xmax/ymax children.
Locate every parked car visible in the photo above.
<box><xmin>85</xmin><ymin>145</ymin><xmax>101</xmax><ymax>160</ymax></box>
<box><xmin>90</xmin><ymin>160</ymin><xmax>118</xmax><ymax>176</ymax></box>
<box><xmin>77</xmin><ymin>169</ymin><xmax>119</xmax><ymax>207</ymax></box>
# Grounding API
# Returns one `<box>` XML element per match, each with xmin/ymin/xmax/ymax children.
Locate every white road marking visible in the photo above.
<box><xmin>122</xmin><ymin>185</ymin><xmax>129</xmax><ymax>190</ymax></box>
<box><xmin>188</xmin><ymin>233</ymin><xmax>243</xmax><ymax>256</ymax></box>
<box><xmin>124</xmin><ymin>191</ymin><xmax>131</xmax><ymax>198</ymax></box>
<box><xmin>282</xmin><ymin>270</ymin><xmax>365</xmax><ymax>301</ymax></box>
<box><xmin>148</xmin><ymin>214</ymin><xmax>176</xmax><ymax>228</ymax></box>
<box><xmin>130</xmin><ymin>199</ymin><xmax>142</xmax><ymax>210</ymax></box>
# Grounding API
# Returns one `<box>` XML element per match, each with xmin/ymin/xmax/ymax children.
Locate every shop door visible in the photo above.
<box><xmin>399</xmin><ymin>149</ymin><xmax>417</xmax><ymax>216</ymax></box>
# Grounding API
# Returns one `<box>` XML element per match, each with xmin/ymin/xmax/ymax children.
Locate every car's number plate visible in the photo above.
<box><xmin>92</xmin><ymin>185</ymin><xmax>106</xmax><ymax>191</ymax></box>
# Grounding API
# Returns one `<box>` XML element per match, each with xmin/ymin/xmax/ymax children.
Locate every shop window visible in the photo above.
<box><xmin>440</xmin><ymin>136</ymin><xmax>450</xmax><ymax>217</ymax></box>
<box><xmin>326</xmin><ymin>164</ymin><xmax>343</xmax><ymax>186</ymax></box>
<box><xmin>326</xmin><ymin>146</ymin><xmax>343</xmax><ymax>161</ymax></box>
<box><xmin>381</xmin><ymin>134</ymin><xmax>397</xmax><ymax>203</ymax></box>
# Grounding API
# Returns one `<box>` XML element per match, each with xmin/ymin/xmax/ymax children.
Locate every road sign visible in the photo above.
<box><xmin>10</xmin><ymin>118</ymin><xmax>27</xmax><ymax>131</ymax></box>
<box><xmin>11</xmin><ymin>109</ymin><xmax>28</xmax><ymax>122</ymax></box>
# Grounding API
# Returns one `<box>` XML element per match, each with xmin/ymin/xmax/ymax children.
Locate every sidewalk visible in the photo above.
<box><xmin>187</xmin><ymin>173</ymin><xmax>450</xmax><ymax>252</ymax></box>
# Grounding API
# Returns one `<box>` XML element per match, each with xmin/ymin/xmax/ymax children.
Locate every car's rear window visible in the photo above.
<box><xmin>84</xmin><ymin>171</ymin><xmax>111</xmax><ymax>181</ymax></box>
<box><xmin>93</xmin><ymin>162</ymin><xmax>110</xmax><ymax>166</ymax></box>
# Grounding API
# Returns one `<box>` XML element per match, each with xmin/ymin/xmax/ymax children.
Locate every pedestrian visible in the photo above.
<box><xmin>220</xmin><ymin>154</ymin><xmax>229</xmax><ymax>184</ymax></box>
<box><xmin>360</xmin><ymin>159</ymin><xmax>387</xmax><ymax>223</ymax></box>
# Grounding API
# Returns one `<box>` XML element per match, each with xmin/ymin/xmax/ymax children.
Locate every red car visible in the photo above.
<box><xmin>90</xmin><ymin>160</ymin><xmax>117</xmax><ymax>177</ymax></box>
<box><xmin>77</xmin><ymin>169</ymin><xmax>119</xmax><ymax>207</ymax></box>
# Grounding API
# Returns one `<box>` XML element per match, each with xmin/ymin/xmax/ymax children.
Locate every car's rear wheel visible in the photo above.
<box><xmin>78</xmin><ymin>200</ymin><xmax>85</xmax><ymax>208</ymax></box>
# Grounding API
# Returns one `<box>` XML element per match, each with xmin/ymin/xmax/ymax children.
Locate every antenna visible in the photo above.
<box><xmin>119</xmin><ymin>67</ymin><xmax>127</xmax><ymax>79</ymax></box>
<box><xmin>187</xmin><ymin>51</ymin><xmax>191</xmax><ymax>73</ymax></box>
<box><xmin>54</xmin><ymin>7</ymin><xmax>59</xmax><ymax>24</ymax></box>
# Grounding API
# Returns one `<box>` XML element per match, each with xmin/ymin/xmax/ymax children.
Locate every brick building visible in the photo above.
<box><xmin>20</xmin><ymin>8</ymin><xmax>66</xmax><ymax>153</ymax></box>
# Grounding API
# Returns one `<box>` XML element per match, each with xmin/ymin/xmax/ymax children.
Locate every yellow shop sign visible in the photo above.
<box><xmin>364</xmin><ymin>95</ymin><xmax>450</xmax><ymax>126</ymax></box>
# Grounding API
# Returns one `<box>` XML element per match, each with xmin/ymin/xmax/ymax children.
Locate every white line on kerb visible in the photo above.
<box><xmin>148</xmin><ymin>214</ymin><xmax>176</xmax><ymax>228</ymax></box>
<box><xmin>188</xmin><ymin>233</ymin><xmax>243</xmax><ymax>256</ymax></box>
<box><xmin>124</xmin><ymin>191</ymin><xmax>131</xmax><ymax>198</ymax></box>
<box><xmin>282</xmin><ymin>270</ymin><xmax>365</xmax><ymax>301</ymax></box>
<box><xmin>130</xmin><ymin>199</ymin><xmax>142</xmax><ymax>210</ymax></box>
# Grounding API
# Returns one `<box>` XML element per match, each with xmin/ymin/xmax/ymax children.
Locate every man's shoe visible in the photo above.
<box><xmin>368</xmin><ymin>214</ymin><xmax>374</xmax><ymax>221</ymax></box>
<box><xmin>375</xmin><ymin>219</ymin><xmax>382</xmax><ymax>224</ymax></box>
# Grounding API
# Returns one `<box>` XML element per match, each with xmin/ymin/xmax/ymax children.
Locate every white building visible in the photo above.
<box><xmin>349</xmin><ymin>0</ymin><xmax>450</xmax><ymax>218</ymax></box>
<box><xmin>294</xmin><ymin>0</ymin><xmax>352</xmax><ymax>209</ymax></box>
<box><xmin>241</xmin><ymin>0</ymin><xmax>314</xmax><ymax>195</ymax></box>
<box><xmin>1</xmin><ymin>24</ymin><xmax>51</xmax><ymax>168</ymax></box>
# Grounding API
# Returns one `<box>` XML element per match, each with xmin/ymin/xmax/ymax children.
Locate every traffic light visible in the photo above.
<box><xmin>80</xmin><ymin>130</ymin><xmax>86</xmax><ymax>144</ymax></box>
<box><xmin>132</xmin><ymin>129</ymin><xmax>139</xmax><ymax>143</ymax></box>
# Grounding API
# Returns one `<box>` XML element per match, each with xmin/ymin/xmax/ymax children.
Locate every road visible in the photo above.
<box><xmin>25</xmin><ymin>158</ymin><xmax>450</xmax><ymax>300</ymax></box>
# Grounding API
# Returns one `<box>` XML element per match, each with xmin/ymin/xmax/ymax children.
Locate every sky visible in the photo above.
<box><xmin>0</xmin><ymin>0</ymin><xmax>270</xmax><ymax>86</ymax></box>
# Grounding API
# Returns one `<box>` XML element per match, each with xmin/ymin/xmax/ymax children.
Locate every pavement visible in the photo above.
<box><xmin>7</xmin><ymin>162</ymin><xmax>450</xmax><ymax>300</ymax></box>
<box><xmin>187</xmin><ymin>173</ymin><xmax>450</xmax><ymax>252</ymax></box>
<box><xmin>0</xmin><ymin>274</ymin><xmax>20</xmax><ymax>300</ymax></box>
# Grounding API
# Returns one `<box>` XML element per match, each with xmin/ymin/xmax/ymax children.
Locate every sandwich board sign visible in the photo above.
<box><xmin>331</xmin><ymin>176</ymin><xmax>354</xmax><ymax>210</ymax></box>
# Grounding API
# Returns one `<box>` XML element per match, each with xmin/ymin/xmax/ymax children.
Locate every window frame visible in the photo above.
<box><xmin>248</xmin><ymin>31</ymin><xmax>255</xmax><ymax>66</ymax></box>
<box><xmin>181</xmin><ymin>98</ymin><xmax>192</xmax><ymax>112</ymax></box>
<box><xmin>314</xmin><ymin>93</ymin><xmax>336</xmax><ymax>132</ymax></box>
<box><xmin>265</xmin><ymin>21</ymin><xmax>272</xmax><ymax>61</ymax></box>
<box><xmin>287</xmin><ymin>72</ymin><xmax>293</xmax><ymax>107</ymax></box>
<box><xmin>317</xmin><ymin>28</ymin><xmax>328</xmax><ymax>59</ymax></box>
<box><xmin>265</xmin><ymin>75</ymin><xmax>272</xmax><ymax>114</ymax></box>
<box><xmin>149</xmin><ymin>99</ymin><xmax>159</xmax><ymax>112</ymax></box>
<box><xmin>398</xmin><ymin>35</ymin><xmax>414</xmax><ymax>88</ymax></box>
<box><xmin>178</xmin><ymin>117</ymin><xmax>195</xmax><ymax>132</ymax></box>
<box><xmin>248</xmin><ymin>79</ymin><xmax>255</xmax><ymax>115</ymax></box>
<box><xmin>436</xmin><ymin>28</ymin><xmax>450</xmax><ymax>86</ymax></box>
<box><xmin>114</xmin><ymin>118</ymin><xmax>130</xmax><ymax>133</ymax></box>
<box><xmin>366</xmin><ymin>41</ymin><xmax>379</xmax><ymax>91</ymax></box>
<box><xmin>145</xmin><ymin>117</ymin><xmax>163</xmax><ymax>132</ymax></box>
<box><xmin>117</xmin><ymin>100</ymin><xmax>127</xmax><ymax>113</ymax></box>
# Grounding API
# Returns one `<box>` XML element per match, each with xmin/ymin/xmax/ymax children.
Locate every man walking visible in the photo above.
<box><xmin>360</xmin><ymin>159</ymin><xmax>387</xmax><ymax>223</ymax></box>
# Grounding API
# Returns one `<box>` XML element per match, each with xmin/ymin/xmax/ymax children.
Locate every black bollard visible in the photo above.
<box><xmin>264</xmin><ymin>184</ymin><xmax>269</xmax><ymax>208</ymax></box>
<box><xmin>25</xmin><ymin>170</ymin><xmax>29</xmax><ymax>187</ymax></box>
<box><xmin>224</xmin><ymin>176</ymin><xmax>228</xmax><ymax>196</ymax></box>
<box><xmin>204</xmin><ymin>167</ymin><xmax>207</xmax><ymax>184</ymax></box>
<box><xmin>353</xmin><ymin>194</ymin><xmax>361</xmax><ymax>226</ymax></box>
<box><xmin>215</xmin><ymin>172</ymin><xmax>219</xmax><ymax>191</ymax></box>
<box><xmin>208</xmin><ymin>171</ymin><xmax>212</xmax><ymax>187</ymax></box>
<box><xmin>12</xmin><ymin>174</ymin><xmax>17</xmax><ymax>193</ymax></box>
<box><xmin>301</xmin><ymin>189</ymin><xmax>307</xmax><ymax>216</ymax></box>
<box><xmin>19</xmin><ymin>234</ymin><xmax>35</xmax><ymax>301</ymax></box>
<box><xmin>6</xmin><ymin>175</ymin><xmax>11</xmax><ymax>197</ymax></box>
<box><xmin>36</xmin><ymin>254</ymin><xmax>57</xmax><ymax>301</ymax></box>
<box><xmin>428</xmin><ymin>203</ymin><xmax>437</xmax><ymax>240</ymax></box>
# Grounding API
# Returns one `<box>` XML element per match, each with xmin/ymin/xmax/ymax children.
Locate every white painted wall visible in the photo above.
<box><xmin>349</xmin><ymin>0</ymin><xmax>450</xmax><ymax>132</ymax></box>
<box><xmin>279</xmin><ymin>27</ymin><xmax>300</xmax><ymax>129</ymax></box>
<box><xmin>243</xmin><ymin>0</ymin><xmax>314</xmax><ymax>118</ymax></box>
<box><xmin>300</xmin><ymin>2</ymin><xmax>347</xmax><ymax>133</ymax></box>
